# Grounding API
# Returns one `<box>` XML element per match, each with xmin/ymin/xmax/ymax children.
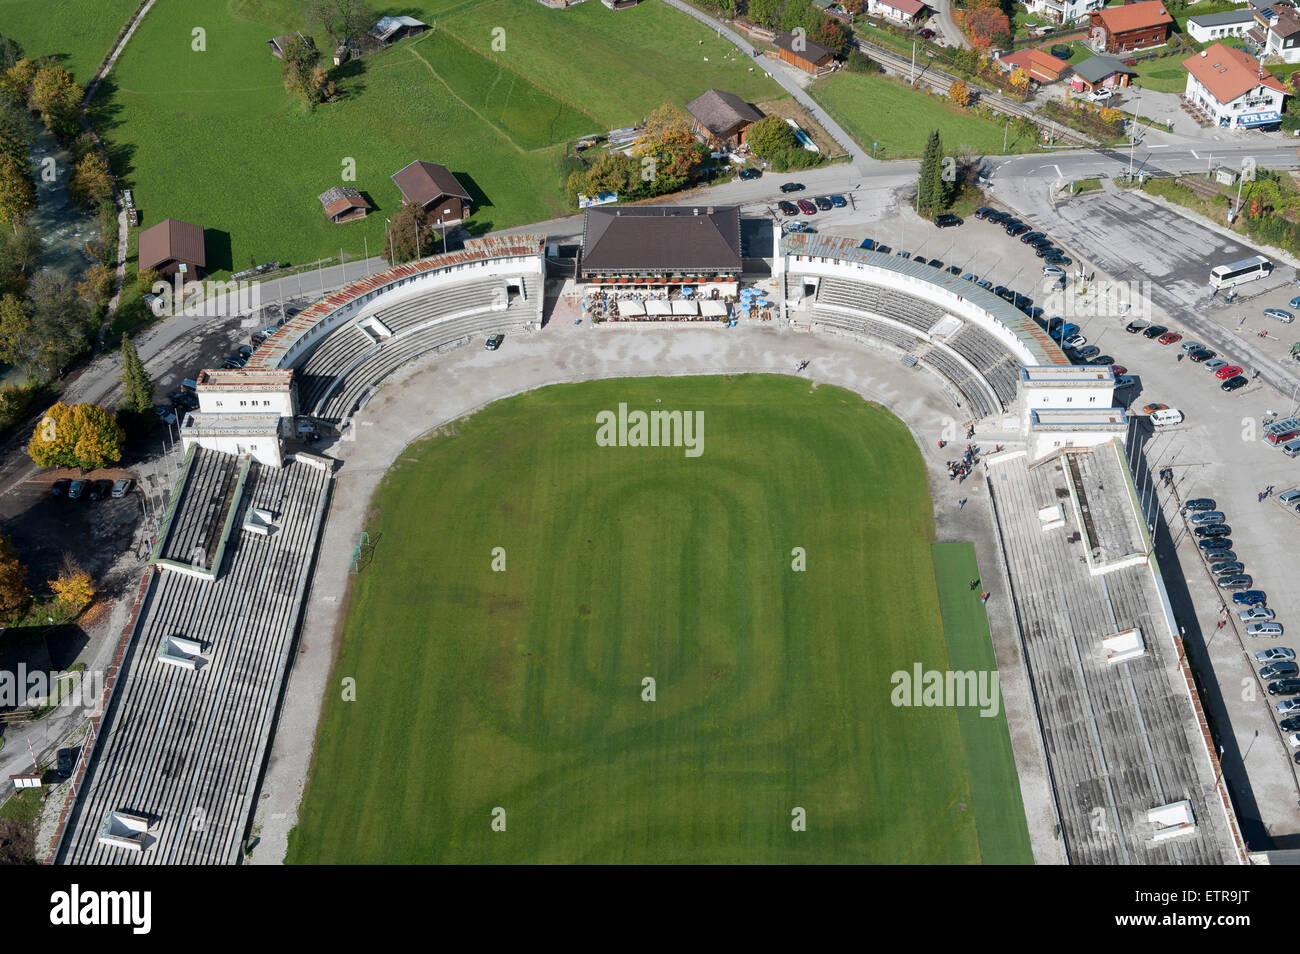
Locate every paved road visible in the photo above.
<box><xmin>659</xmin><ymin>0</ymin><xmax>868</xmax><ymax>164</ymax></box>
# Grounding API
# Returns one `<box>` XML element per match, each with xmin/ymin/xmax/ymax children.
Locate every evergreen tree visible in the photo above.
<box><xmin>119</xmin><ymin>338</ymin><xmax>153</xmax><ymax>416</ymax></box>
<box><xmin>929</xmin><ymin>131</ymin><xmax>950</xmax><ymax>217</ymax></box>
<box><xmin>917</xmin><ymin>129</ymin><xmax>939</xmax><ymax>217</ymax></box>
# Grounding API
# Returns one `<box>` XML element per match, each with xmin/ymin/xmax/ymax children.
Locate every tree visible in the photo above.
<box><xmin>746</xmin><ymin>115</ymin><xmax>819</xmax><ymax>172</ymax></box>
<box><xmin>50</xmin><ymin>560</ymin><xmax>93</xmax><ymax>613</ymax></box>
<box><xmin>76</xmin><ymin>262</ymin><xmax>113</xmax><ymax>304</ymax></box>
<box><xmin>305</xmin><ymin>0</ymin><xmax>374</xmax><ymax>47</ymax></box>
<box><xmin>119</xmin><ymin>338</ymin><xmax>153</xmax><ymax>417</ymax></box>
<box><xmin>0</xmin><ymin>151</ymin><xmax>34</xmax><ymax>227</ymax></box>
<box><xmin>747</xmin><ymin>0</ymin><xmax>782</xmax><ymax>28</ymax></box>
<box><xmin>69</xmin><ymin>150</ymin><xmax>113</xmax><ymax>209</ymax></box>
<box><xmin>0</xmin><ymin>225</ymin><xmax>39</xmax><ymax>299</ymax></box>
<box><xmin>23</xmin><ymin>274</ymin><xmax>93</xmax><ymax>381</ymax></box>
<box><xmin>948</xmin><ymin>79</ymin><xmax>971</xmax><ymax>108</ymax></box>
<box><xmin>0</xmin><ymin>534</ymin><xmax>29</xmax><ymax>617</ymax></box>
<box><xmin>280</xmin><ymin>35</ymin><xmax>329</xmax><ymax>109</ymax></box>
<box><xmin>916</xmin><ymin>129</ymin><xmax>949</xmax><ymax>218</ymax></box>
<box><xmin>136</xmin><ymin>267</ymin><xmax>160</xmax><ymax>295</ymax></box>
<box><xmin>0</xmin><ymin>35</ymin><xmax>22</xmax><ymax>74</ymax></box>
<box><xmin>811</xmin><ymin>18</ymin><xmax>848</xmax><ymax>54</ymax></box>
<box><xmin>583</xmin><ymin>151</ymin><xmax>641</xmax><ymax>198</ymax></box>
<box><xmin>1008</xmin><ymin>67</ymin><xmax>1030</xmax><ymax>93</ymax></box>
<box><xmin>386</xmin><ymin>199</ymin><xmax>433</xmax><ymax>263</ymax></box>
<box><xmin>27</xmin><ymin>402</ymin><xmax>124</xmax><ymax>471</ymax></box>
<box><xmin>0</xmin><ymin>58</ymin><xmax>36</xmax><ymax>109</ymax></box>
<box><xmin>29</xmin><ymin>65</ymin><xmax>82</xmax><ymax>139</ymax></box>
<box><xmin>0</xmin><ymin>293</ymin><xmax>27</xmax><ymax>366</ymax></box>
<box><xmin>634</xmin><ymin>103</ymin><xmax>704</xmax><ymax>191</ymax></box>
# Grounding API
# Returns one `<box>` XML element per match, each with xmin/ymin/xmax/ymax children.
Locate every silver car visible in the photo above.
<box><xmin>1248</xmin><ymin>622</ymin><xmax>1285</xmax><ymax>637</ymax></box>
<box><xmin>1190</xmin><ymin>511</ymin><xmax>1225</xmax><ymax>526</ymax></box>
<box><xmin>1239</xmin><ymin>606</ymin><xmax>1276</xmax><ymax>622</ymax></box>
<box><xmin>1256</xmin><ymin>647</ymin><xmax>1296</xmax><ymax>663</ymax></box>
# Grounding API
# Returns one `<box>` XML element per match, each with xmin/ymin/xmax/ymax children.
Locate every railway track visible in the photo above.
<box><xmin>854</xmin><ymin>39</ymin><xmax>1094</xmax><ymax>148</ymax></box>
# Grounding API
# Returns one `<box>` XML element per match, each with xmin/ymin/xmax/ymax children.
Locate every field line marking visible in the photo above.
<box><xmin>403</xmin><ymin>40</ymin><xmax>528</xmax><ymax>155</ymax></box>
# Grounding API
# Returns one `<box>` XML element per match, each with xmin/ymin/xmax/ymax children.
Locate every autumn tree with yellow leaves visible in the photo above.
<box><xmin>27</xmin><ymin>402</ymin><xmax>124</xmax><ymax>472</ymax></box>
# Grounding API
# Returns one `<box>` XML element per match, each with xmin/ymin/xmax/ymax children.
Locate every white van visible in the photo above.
<box><xmin>1283</xmin><ymin>438</ymin><xmax>1300</xmax><ymax>458</ymax></box>
<box><xmin>1151</xmin><ymin>408</ymin><xmax>1183</xmax><ymax>427</ymax></box>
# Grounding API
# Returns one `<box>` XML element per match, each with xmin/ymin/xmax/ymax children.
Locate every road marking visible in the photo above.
<box><xmin>1149</xmin><ymin>145</ymin><xmax>1169</xmax><ymax>149</ymax></box>
<box><xmin>1190</xmin><ymin>150</ymin><xmax>1199</xmax><ymax>159</ymax></box>
<box><xmin>1054</xmin><ymin>164</ymin><xmax>1063</xmax><ymax>178</ymax></box>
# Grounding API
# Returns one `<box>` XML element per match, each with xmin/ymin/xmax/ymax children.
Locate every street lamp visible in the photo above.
<box><xmin>384</xmin><ymin>218</ymin><xmax>395</xmax><ymax>264</ymax></box>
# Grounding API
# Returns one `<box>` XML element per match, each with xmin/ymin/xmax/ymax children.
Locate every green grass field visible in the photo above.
<box><xmin>809</xmin><ymin>71</ymin><xmax>1040</xmax><ymax>160</ymax></box>
<box><xmin>286</xmin><ymin>376</ymin><xmax>1029</xmax><ymax>864</ymax></box>
<box><xmin>0</xmin><ymin>0</ymin><xmax>140</xmax><ymax>83</ymax></box>
<box><xmin>73</xmin><ymin>0</ymin><xmax>784</xmax><ymax>276</ymax></box>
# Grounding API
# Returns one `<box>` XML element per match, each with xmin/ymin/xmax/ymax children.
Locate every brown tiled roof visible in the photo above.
<box><xmin>685</xmin><ymin>89</ymin><xmax>763</xmax><ymax>136</ymax></box>
<box><xmin>138</xmin><ymin>218</ymin><xmax>205</xmax><ymax>271</ymax></box>
<box><xmin>773</xmin><ymin>31</ymin><xmax>835</xmax><ymax>64</ymax></box>
<box><xmin>318</xmin><ymin>186</ymin><xmax>371</xmax><ymax>218</ymax></box>
<box><xmin>581</xmin><ymin>206</ymin><xmax>742</xmax><ymax>273</ymax></box>
<box><xmin>1093</xmin><ymin>0</ymin><xmax>1173</xmax><ymax>34</ymax></box>
<box><xmin>1001</xmin><ymin>47</ymin><xmax>1069</xmax><ymax>82</ymax></box>
<box><xmin>391</xmin><ymin>160</ymin><xmax>471</xmax><ymax>206</ymax></box>
<box><xmin>1183</xmin><ymin>42</ymin><xmax>1286</xmax><ymax>102</ymax></box>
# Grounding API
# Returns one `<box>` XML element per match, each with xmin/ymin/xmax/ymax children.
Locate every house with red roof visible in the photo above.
<box><xmin>867</xmin><ymin>0</ymin><xmax>929</xmax><ymax>26</ymax></box>
<box><xmin>1183</xmin><ymin>42</ymin><xmax>1287</xmax><ymax>129</ymax></box>
<box><xmin>999</xmin><ymin>47</ymin><xmax>1071</xmax><ymax>85</ymax></box>
<box><xmin>1089</xmin><ymin>0</ymin><xmax>1173</xmax><ymax>53</ymax></box>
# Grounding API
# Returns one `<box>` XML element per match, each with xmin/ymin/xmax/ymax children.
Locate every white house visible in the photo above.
<box><xmin>1185</xmin><ymin>9</ymin><xmax>1256</xmax><ymax>43</ymax></box>
<box><xmin>867</xmin><ymin>0</ymin><xmax>928</xmax><ymax>26</ymax></box>
<box><xmin>180</xmin><ymin>412</ymin><xmax>284</xmax><ymax>468</ymax></box>
<box><xmin>1253</xmin><ymin>8</ymin><xmax>1300</xmax><ymax>63</ymax></box>
<box><xmin>1183</xmin><ymin>43</ymin><xmax>1287</xmax><ymax>129</ymax></box>
<box><xmin>195</xmin><ymin>368</ymin><xmax>298</xmax><ymax>418</ymax></box>
<box><xmin>1023</xmin><ymin>0</ymin><xmax>1105</xmax><ymax>24</ymax></box>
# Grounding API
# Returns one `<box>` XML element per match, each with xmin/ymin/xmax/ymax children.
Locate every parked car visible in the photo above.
<box><xmin>1215</xmin><ymin>365</ymin><xmax>1243</xmax><ymax>380</ymax></box>
<box><xmin>1180</xmin><ymin>341</ymin><xmax>1204</xmax><ymax>353</ymax></box>
<box><xmin>1280</xmin><ymin>489</ymin><xmax>1300</xmax><ymax>504</ymax></box>
<box><xmin>1262</xmin><ymin>662</ymin><xmax>1300</xmax><ymax>680</ymax></box>
<box><xmin>778</xmin><ymin>200</ymin><xmax>798</xmax><ymax>216</ymax></box>
<box><xmin>1222</xmin><ymin>375</ymin><xmax>1249</xmax><ymax>392</ymax></box>
<box><xmin>1188</xmin><ymin>349</ymin><xmax>1216</xmax><ymax>363</ymax></box>
<box><xmin>926</xmin><ymin>259</ymin><xmax>944</xmax><ymax>269</ymax></box>
<box><xmin>1063</xmin><ymin>334</ymin><xmax>1087</xmax><ymax>349</ymax></box>
<box><xmin>1275</xmin><ymin>697</ymin><xmax>1300</xmax><ymax>714</ymax></box>
<box><xmin>1248</xmin><ymin>621</ymin><xmax>1284</xmax><ymax>637</ymax></box>
<box><xmin>976</xmin><ymin>279</ymin><xmax>993</xmax><ymax>289</ymax></box>
<box><xmin>1089</xmin><ymin>355</ymin><xmax>1115</xmax><ymax>366</ymax></box>
<box><xmin>1194</xmin><ymin>524</ymin><xmax>1231</xmax><ymax>537</ymax></box>
<box><xmin>797</xmin><ymin>199</ymin><xmax>817</xmax><ymax>215</ymax></box>
<box><xmin>50</xmin><ymin>478</ymin><xmax>70</xmax><ymax>497</ymax></box>
<box><xmin>1158</xmin><ymin>332</ymin><xmax>1182</xmax><ymax>345</ymax></box>
<box><xmin>1142</xmin><ymin>402</ymin><xmax>1168</xmax><ymax>414</ymax></box>
<box><xmin>1125</xmin><ymin>319</ymin><xmax>1149</xmax><ymax>333</ymax></box>
<box><xmin>224</xmin><ymin>357</ymin><xmax>246</xmax><ymax>370</ymax></box>
<box><xmin>1240</xmin><ymin>606</ymin><xmax>1276</xmax><ymax>622</ymax></box>
<box><xmin>155</xmin><ymin>405</ymin><xmax>177</xmax><ymax>425</ymax></box>
<box><xmin>1030</xmin><ymin>238</ymin><xmax>1054</xmax><ymax>252</ymax></box>
<box><xmin>814</xmin><ymin>196</ymin><xmax>833</xmax><ymax>211</ymax></box>
<box><xmin>1203</xmin><ymin>359</ymin><xmax>1228</xmax><ymax>373</ymax></box>
<box><xmin>1198</xmin><ymin>537</ymin><xmax>1232</xmax><ymax>551</ymax></box>
<box><xmin>1075</xmin><ymin>346</ymin><xmax>1100</xmax><ymax>360</ymax></box>
<box><xmin>974</xmin><ymin>206</ymin><xmax>995</xmax><ymax>219</ymax></box>
<box><xmin>1034</xmin><ymin>245</ymin><xmax>1060</xmax><ymax>258</ymax></box>
<box><xmin>935</xmin><ymin>213</ymin><xmax>962</xmax><ymax>227</ymax></box>
<box><xmin>1290</xmin><ymin>295</ymin><xmax>1300</xmax><ymax>309</ymax></box>
<box><xmin>1019</xmin><ymin>231</ymin><xmax>1045</xmax><ymax>245</ymax></box>
<box><xmin>485</xmin><ymin>333</ymin><xmax>504</xmax><ymax>351</ymax></box>
<box><xmin>1142</xmin><ymin>325</ymin><xmax>1168</xmax><ymax>339</ymax></box>
<box><xmin>986</xmin><ymin>211</ymin><xmax>1009</xmax><ymax>224</ymax></box>
<box><xmin>1043</xmin><ymin>265</ymin><xmax>1065</xmax><ymax>278</ymax></box>
<box><xmin>1207</xmin><ymin>549</ymin><xmax>1236</xmax><ymax>563</ymax></box>
<box><xmin>111</xmin><ymin>477</ymin><xmax>135</xmax><ymax>499</ymax></box>
<box><xmin>67</xmin><ymin>479</ymin><xmax>87</xmax><ymax>500</ymax></box>
<box><xmin>1113</xmin><ymin>375</ymin><xmax>1135</xmax><ymax>389</ymax></box>
<box><xmin>1217</xmin><ymin>574</ymin><xmax>1253</xmax><ymax>589</ymax></box>
<box><xmin>1234</xmin><ymin>590</ymin><xmax>1268</xmax><ymax>606</ymax></box>
<box><xmin>918</xmin><ymin>27</ymin><xmax>936</xmax><ymax>39</ymax></box>
<box><xmin>87</xmin><ymin>479</ymin><xmax>112</xmax><ymax>502</ymax></box>
<box><xmin>1269</xmin><ymin>679</ymin><xmax>1300</xmax><ymax>696</ymax></box>
<box><xmin>1088</xmin><ymin>88</ymin><xmax>1114</xmax><ymax>102</ymax></box>
<box><xmin>875</xmin><ymin>244</ymin><xmax>892</xmax><ymax>255</ymax></box>
<box><xmin>1185</xmin><ymin>498</ymin><xmax>1216</xmax><ymax>510</ymax></box>
<box><xmin>1211</xmin><ymin>561</ymin><xmax>1245</xmax><ymax>575</ymax></box>
<box><xmin>1258</xmin><ymin>647</ymin><xmax>1295</xmax><ymax>663</ymax></box>
<box><xmin>1042</xmin><ymin>253</ymin><xmax>1071</xmax><ymax>266</ymax></box>
<box><xmin>780</xmin><ymin>182</ymin><xmax>805</xmax><ymax>193</ymax></box>
<box><xmin>946</xmin><ymin>264</ymin><xmax>962</xmax><ymax>275</ymax></box>
<box><xmin>829</xmin><ymin>194</ymin><xmax>847</xmax><ymax>208</ymax></box>
<box><xmin>961</xmin><ymin>272</ymin><xmax>978</xmax><ymax>282</ymax></box>
<box><xmin>783</xmin><ymin>221</ymin><xmax>815</xmax><ymax>234</ymax></box>
<box><xmin>1190</xmin><ymin>510</ymin><xmax>1225</xmax><ymax>525</ymax></box>
<box><xmin>1264</xmin><ymin>308</ymin><xmax>1295</xmax><ymax>323</ymax></box>
<box><xmin>1007</xmin><ymin>223</ymin><xmax>1031</xmax><ymax>238</ymax></box>
<box><xmin>1282</xmin><ymin>716</ymin><xmax>1300</xmax><ymax>731</ymax></box>
<box><xmin>738</xmin><ymin>167</ymin><xmax>761</xmax><ymax>180</ymax></box>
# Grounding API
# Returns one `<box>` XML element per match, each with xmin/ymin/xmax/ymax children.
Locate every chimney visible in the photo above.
<box><xmin>706</xmin><ymin>206</ymin><xmax>714</xmax><ymax>215</ymax></box>
<box><xmin>693</xmin><ymin>207</ymin><xmax>700</xmax><ymax>215</ymax></box>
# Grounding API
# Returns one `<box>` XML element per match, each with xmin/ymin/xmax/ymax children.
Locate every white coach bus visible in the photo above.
<box><xmin>1210</xmin><ymin>255</ymin><xmax>1272</xmax><ymax>289</ymax></box>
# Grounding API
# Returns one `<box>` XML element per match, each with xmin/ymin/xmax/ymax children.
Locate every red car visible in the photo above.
<box><xmin>1110</xmin><ymin>365</ymin><xmax>1127</xmax><ymax>376</ymax></box>
<box><xmin>798</xmin><ymin>199</ymin><xmax>817</xmax><ymax>215</ymax></box>
<box><xmin>1215</xmin><ymin>365</ymin><xmax>1243</xmax><ymax>380</ymax></box>
<box><xmin>1158</xmin><ymin>331</ymin><xmax>1182</xmax><ymax>345</ymax></box>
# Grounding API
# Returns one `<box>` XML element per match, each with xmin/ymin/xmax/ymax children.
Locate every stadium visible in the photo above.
<box><xmin>50</xmin><ymin>208</ymin><xmax>1244</xmax><ymax>865</ymax></box>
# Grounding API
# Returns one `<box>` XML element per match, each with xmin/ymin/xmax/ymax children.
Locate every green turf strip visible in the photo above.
<box><xmin>930</xmin><ymin>541</ymin><xmax>1033</xmax><ymax>864</ymax></box>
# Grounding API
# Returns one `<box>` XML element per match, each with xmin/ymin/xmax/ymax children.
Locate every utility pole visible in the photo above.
<box><xmin>385</xmin><ymin>218</ymin><xmax>395</xmax><ymax>264</ymax></box>
<box><xmin>1004</xmin><ymin>119</ymin><xmax>1009</xmax><ymax>152</ymax></box>
<box><xmin>911</xmin><ymin>40</ymin><xmax>916</xmax><ymax>86</ymax></box>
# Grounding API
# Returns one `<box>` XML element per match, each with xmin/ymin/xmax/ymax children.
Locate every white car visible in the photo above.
<box><xmin>1064</xmin><ymin>334</ymin><xmax>1087</xmax><ymax>349</ymax></box>
<box><xmin>1240</xmin><ymin>606</ymin><xmax>1276</xmax><ymax>622</ymax></box>
<box><xmin>1088</xmin><ymin>88</ymin><xmax>1114</xmax><ymax>102</ymax></box>
<box><xmin>1256</xmin><ymin>647</ymin><xmax>1296</xmax><ymax>663</ymax></box>
<box><xmin>1043</xmin><ymin>265</ymin><xmax>1065</xmax><ymax>277</ymax></box>
<box><xmin>1248</xmin><ymin>622</ymin><xmax>1285</xmax><ymax>637</ymax></box>
<box><xmin>1289</xmin><ymin>733</ymin><xmax>1300</xmax><ymax>748</ymax></box>
<box><xmin>1280</xmin><ymin>489</ymin><xmax>1300</xmax><ymax>504</ymax></box>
